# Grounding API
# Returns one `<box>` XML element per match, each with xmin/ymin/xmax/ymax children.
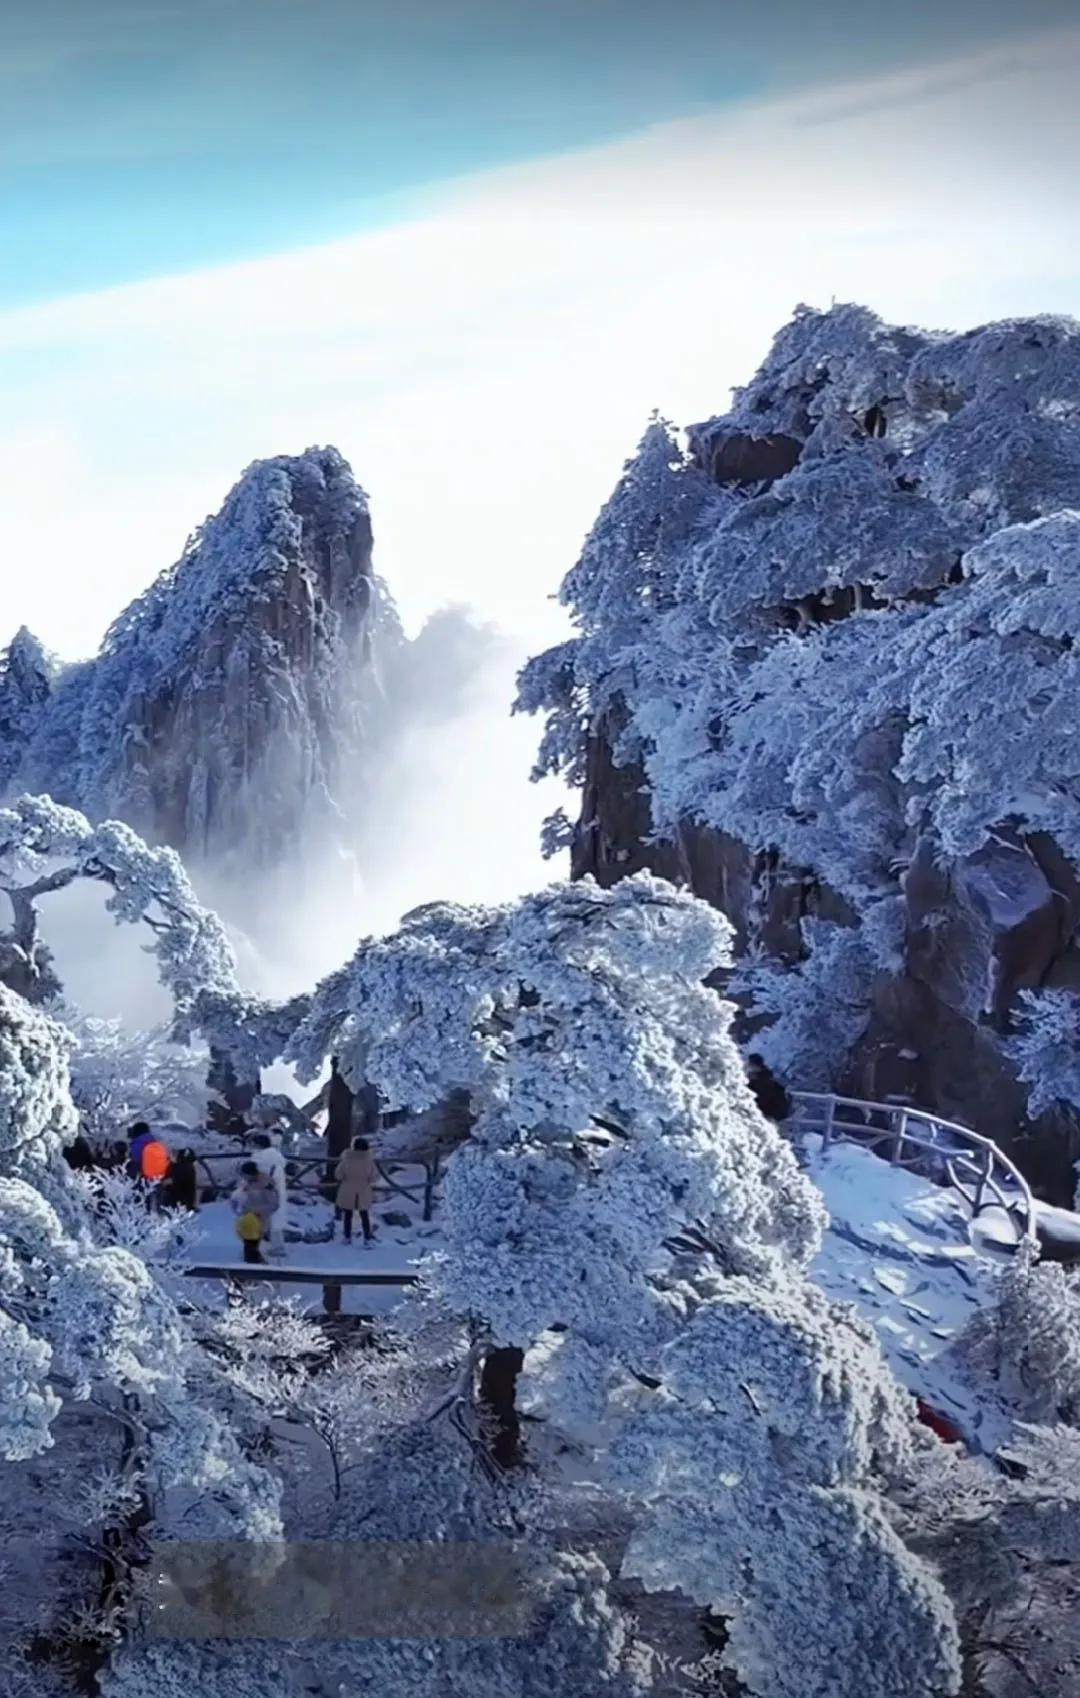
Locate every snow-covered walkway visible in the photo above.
<box><xmin>805</xmin><ymin>1139</ymin><xmax>1004</xmax><ymax>1448</ymax></box>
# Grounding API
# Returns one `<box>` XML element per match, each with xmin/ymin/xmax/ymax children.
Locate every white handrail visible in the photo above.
<box><xmin>787</xmin><ymin>1091</ymin><xmax>1037</xmax><ymax>1246</ymax></box>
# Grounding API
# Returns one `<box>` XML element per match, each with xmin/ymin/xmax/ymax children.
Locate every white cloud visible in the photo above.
<box><xmin>1</xmin><ymin>23</ymin><xmax>1078</xmax><ymax>956</ymax></box>
<box><xmin>3</xmin><ymin>24</ymin><xmax>1078</xmax><ymax>653</ymax></box>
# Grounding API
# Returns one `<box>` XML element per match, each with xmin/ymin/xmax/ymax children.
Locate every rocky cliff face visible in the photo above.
<box><xmin>2</xmin><ymin>447</ymin><xmax>398</xmax><ymax>873</ymax></box>
<box><xmin>0</xmin><ymin>628</ymin><xmax>54</xmax><ymax>795</ymax></box>
<box><xmin>524</xmin><ymin>305</ymin><xmax>1080</xmax><ymax>1202</ymax></box>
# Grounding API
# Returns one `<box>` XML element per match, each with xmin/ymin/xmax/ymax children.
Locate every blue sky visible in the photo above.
<box><xmin>4</xmin><ymin>0</ymin><xmax>1078</xmax><ymax>306</ymax></box>
<box><xmin>1</xmin><ymin>11</ymin><xmax>1078</xmax><ymax>954</ymax></box>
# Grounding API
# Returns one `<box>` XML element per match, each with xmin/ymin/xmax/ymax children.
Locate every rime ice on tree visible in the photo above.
<box><xmin>520</xmin><ymin>307</ymin><xmax>1080</xmax><ymax>1187</ymax></box>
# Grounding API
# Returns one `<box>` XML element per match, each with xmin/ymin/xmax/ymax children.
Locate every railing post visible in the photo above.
<box><xmin>973</xmin><ymin>1149</ymin><xmax>988</xmax><ymax>1216</ymax></box>
<box><xmin>821</xmin><ymin>1096</ymin><xmax>836</xmax><ymax>1152</ymax></box>
<box><xmin>423</xmin><ymin>1153</ymin><xmax>439</xmax><ymax>1222</ymax></box>
<box><xmin>891</xmin><ymin>1109</ymin><xmax>907</xmax><ymax>1165</ymax></box>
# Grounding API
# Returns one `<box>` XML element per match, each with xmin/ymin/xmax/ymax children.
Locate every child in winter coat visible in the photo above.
<box><xmin>334</xmin><ymin>1137</ymin><xmax>377</xmax><ymax>1245</ymax></box>
<box><xmin>250</xmin><ymin>1132</ymin><xmax>288</xmax><ymax>1257</ymax></box>
<box><xmin>232</xmin><ymin>1162</ymin><xmax>278</xmax><ymax>1264</ymax></box>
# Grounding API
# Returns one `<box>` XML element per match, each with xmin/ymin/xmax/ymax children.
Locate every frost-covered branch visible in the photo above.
<box><xmin>0</xmin><ymin>795</ymin><xmax>240</xmax><ymax>1030</ymax></box>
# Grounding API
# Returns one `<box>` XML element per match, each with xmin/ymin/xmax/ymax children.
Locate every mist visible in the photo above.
<box><xmin>3</xmin><ymin>597</ymin><xmax>565</xmax><ymax>1110</ymax></box>
<box><xmin>30</xmin><ymin>879</ymin><xmax>173</xmax><ymax>1029</ymax></box>
<box><xmin>191</xmin><ymin>602</ymin><xmax>568</xmax><ymax>1006</ymax></box>
<box><xmin>1</xmin><ymin>605</ymin><xmax>564</xmax><ymax>1119</ymax></box>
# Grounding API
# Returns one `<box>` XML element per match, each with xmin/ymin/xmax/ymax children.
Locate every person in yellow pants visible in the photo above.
<box><xmin>231</xmin><ymin>1163</ymin><xmax>277</xmax><ymax>1264</ymax></box>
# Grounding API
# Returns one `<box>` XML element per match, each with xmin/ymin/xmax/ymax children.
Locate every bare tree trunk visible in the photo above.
<box><xmin>45</xmin><ymin>1395</ymin><xmax>153</xmax><ymax>1696</ymax></box>
<box><xmin>324</xmin><ymin>1069</ymin><xmax>354</xmax><ymax>1196</ymax></box>
<box><xmin>95</xmin><ymin>1398</ymin><xmax>152</xmax><ymax>1637</ymax></box>
<box><xmin>422</xmin><ymin>1153</ymin><xmax>440</xmax><ymax>1222</ymax></box>
<box><xmin>479</xmin><ymin>1345</ymin><xmax>525</xmax><ymax>1469</ymax></box>
<box><xmin>0</xmin><ymin>880</ymin><xmax>65</xmax><ymax>1003</ymax></box>
<box><xmin>206</xmin><ymin>1049</ymin><xmax>260</xmax><ymax>1131</ymax></box>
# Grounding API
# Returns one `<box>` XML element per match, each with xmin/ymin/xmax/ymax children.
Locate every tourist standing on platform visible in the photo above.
<box><xmin>251</xmin><ymin>1132</ymin><xmax>288</xmax><ymax>1257</ymax></box>
<box><xmin>334</xmin><ymin>1136</ymin><xmax>377</xmax><ymax>1245</ymax></box>
<box><xmin>232</xmin><ymin>1162</ymin><xmax>278</xmax><ymax>1264</ymax></box>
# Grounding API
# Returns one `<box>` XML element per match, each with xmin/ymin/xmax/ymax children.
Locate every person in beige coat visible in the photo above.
<box><xmin>334</xmin><ymin>1136</ymin><xmax>377</xmax><ymax>1244</ymax></box>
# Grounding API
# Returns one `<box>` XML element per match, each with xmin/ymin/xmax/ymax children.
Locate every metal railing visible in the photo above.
<box><xmin>188</xmin><ymin>1149</ymin><xmax>442</xmax><ymax>1221</ymax></box>
<box><xmin>183</xmin><ymin>1262</ymin><xmax>418</xmax><ymax>1316</ymax></box>
<box><xmin>787</xmin><ymin>1092</ymin><xmax>1037</xmax><ymax>1246</ymax></box>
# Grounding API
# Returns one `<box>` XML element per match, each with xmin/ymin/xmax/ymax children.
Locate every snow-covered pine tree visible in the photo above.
<box><xmin>284</xmin><ymin>871</ymin><xmax>962</xmax><ymax>1698</ymax></box>
<box><xmin>519</xmin><ymin>306</ymin><xmax>1080</xmax><ymax>1181</ymax></box>
<box><xmin>0</xmin><ymin>983</ymin><xmax>284</xmax><ymax>1692</ymax></box>
<box><xmin>0</xmin><ymin>630</ymin><xmax>54</xmax><ymax>795</ymax></box>
<box><xmin>956</xmin><ymin>1242</ymin><xmax>1080</xmax><ymax>1428</ymax></box>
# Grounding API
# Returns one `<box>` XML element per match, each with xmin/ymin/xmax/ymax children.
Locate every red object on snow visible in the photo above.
<box><xmin>916</xmin><ymin>1399</ymin><xmax>964</xmax><ymax>1445</ymax></box>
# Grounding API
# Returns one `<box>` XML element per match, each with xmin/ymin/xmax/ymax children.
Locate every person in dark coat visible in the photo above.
<box><xmin>63</xmin><ymin>1133</ymin><xmax>96</xmax><ymax>1172</ymax></box>
<box><xmin>746</xmin><ymin>1054</ymin><xmax>792</xmax><ymax>1126</ymax></box>
<box><xmin>163</xmin><ymin>1147</ymin><xmax>199</xmax><ymax>1212</ymax></box>
<box><xmin>323</xmin><ymin>1053</ymin><xmax>356</xmax><ymax>1200</ymax></box>
<box><xmin>326</xmin><ymin>1056</ymin><xmax>354</xmax><ymax>1156</ymax></box>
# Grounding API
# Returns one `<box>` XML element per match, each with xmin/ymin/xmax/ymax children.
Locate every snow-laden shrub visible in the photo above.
<box><xmin>730</xmin><ymin>917</ymin><xmax>879</xmax><ymax>1091</ymax></box>
<box><xmin>0</xmin><ymin>981</ymin><xmax>282</xmax><ymax>1537</ymax></box>
<box><xmin>957</xmin><ymin>1243</ymin><xmax>1080</xmax><ymax>1426</ymax></box>
<box><xmin>0</xmin><ymin>986</ymin><xmax>76</xmax><ymax>1169</ymax></box>
<box><xmin>897</xmin><ymin>1423</ymin><xmax>1080</xmax><ymax>1696</ymax></box>
<box><xmin>59</xmin><ymin>1006</ymin><xmax>211</xmax><ymax>1140</ymax></box>
<box><xmin>1006</xmin><ymin>986</ymin><xmax>1080</xmax><ymax>1120</ymax></box>
<box><xmin>612</xmin><ymin>1278</ymin><xmax>960</xmax><ymax>1698</ymax></box>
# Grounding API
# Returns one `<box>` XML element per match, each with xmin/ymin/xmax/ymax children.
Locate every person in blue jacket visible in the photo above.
<box><xmin>126</xmin><ymin>1121</ymin><xmax>153</xmax><ymax>1179</ymax></box>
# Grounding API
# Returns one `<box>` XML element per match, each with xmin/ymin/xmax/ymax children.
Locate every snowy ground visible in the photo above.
<box><xmin>803</xmin><ymin>1138</ymin><xmax>1007</xmax><ymax>1451</ymax></box>
<box><xmin>182</xmin><ymin>1163</ymin><xmax>437</xmax><ymax>1317</ymax></box>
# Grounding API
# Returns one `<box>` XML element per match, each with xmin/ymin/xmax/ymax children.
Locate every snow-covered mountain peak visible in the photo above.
<box><xmin>4</xmin><ymin>446</ymin><xmax>401</xmax><ymax>872</ymax></box>
<box><xmin>521</xmin><ymin>301</ymin><xmax>1080</xmax><ymax>1201</ymax></box>
<box><xmin>101</xmin><ymin>446</ymin><xmax>376</xmax><ymax>692</ymax></box>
